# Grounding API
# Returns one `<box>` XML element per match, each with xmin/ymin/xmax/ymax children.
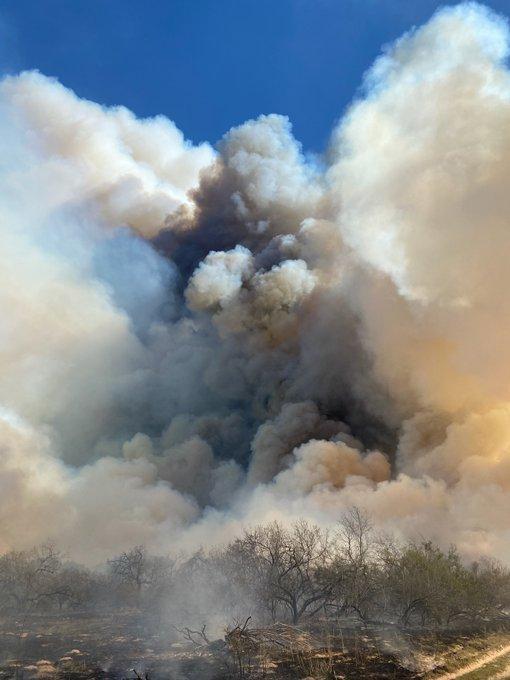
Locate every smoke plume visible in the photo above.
<box><xmin>1</xmin><ymin>2</ymin><xmax>510</xmax><ymax>565</ymax></box>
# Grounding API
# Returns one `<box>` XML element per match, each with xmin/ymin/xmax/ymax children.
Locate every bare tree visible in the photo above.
<box><xmin>109</xmin><ymin>545</ymin><xmax>148</xmax><ymax>594</ymax></box>
<box><xmin>108</xmin><ymin>545</ymin><xmax>172</xmax><ymax>606</ymax></box>
<box><xmin>324</xmin><ymin>507</ymin><xmax>380</xmax><ymax>622</ymax></box>
<box><xmin>0</xmin><ymin>544</ymin><xmax>66</xmax><ymax>613</ymax></box>
<box><xmin>224</xmin><ymin>521</ymin><xmax>333</xmax><ymax>624</ymax></box>
<box><xmin>52</xmin><ymin>564</ymin><xmax>98</xmax><ymax>610</ymax></box>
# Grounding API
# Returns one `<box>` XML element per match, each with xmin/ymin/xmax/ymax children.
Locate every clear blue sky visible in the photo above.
<box><xmin>1</xmin><ymin>0</ymin><xmax>509</xmax><ymax>151</ymax></box>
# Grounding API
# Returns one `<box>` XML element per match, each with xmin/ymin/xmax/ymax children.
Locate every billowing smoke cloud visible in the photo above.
<box><xmin>1</xmin><ymin>2</ymin><xmax>510</xmax><ymax>566</ymax></box>
<box><xmin>2</xmin><ymin>71</ymin><xmax>214</xmax><ymax>237</ymax></box>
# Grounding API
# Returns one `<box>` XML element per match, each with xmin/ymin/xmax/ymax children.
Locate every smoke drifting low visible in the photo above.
<box><xmin>1</xmin><ymin>2</ymin><xmax>510</xmax><ymax>565</ymax></box>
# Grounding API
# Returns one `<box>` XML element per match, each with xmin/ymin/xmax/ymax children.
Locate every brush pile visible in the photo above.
<box><xmin>225</xmin><ymin>618</ymin><xmax>320</xmax><ymax>656</ymax></box>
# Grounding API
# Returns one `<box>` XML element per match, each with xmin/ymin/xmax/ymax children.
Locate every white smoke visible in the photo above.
<box><xmin>2</xmin><ymin>71</ymin><xmax>214</xmax><ymax>237</ymax></box>
<box><xmin>1</xmin><ymin>2</ymin><xmax>510</xmax><ymax>565</ymax></box>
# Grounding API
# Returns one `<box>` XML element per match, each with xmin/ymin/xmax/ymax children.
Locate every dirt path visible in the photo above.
<box><xmin>434</xmin><ymin>643</ymin><xmax>510</xmax><ymax>679</ymax></box>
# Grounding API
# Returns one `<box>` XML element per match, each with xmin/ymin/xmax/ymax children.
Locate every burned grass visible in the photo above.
<box><xmin>0</xmin><ymin>613</ymin><xmax>508</xmax><ymax>679</ymax></box>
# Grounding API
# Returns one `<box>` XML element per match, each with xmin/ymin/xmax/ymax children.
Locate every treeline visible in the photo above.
<box><xmin>0</xmin><ymin>509</ymin><xmax>509</xmax><ymax>631</ymax></box>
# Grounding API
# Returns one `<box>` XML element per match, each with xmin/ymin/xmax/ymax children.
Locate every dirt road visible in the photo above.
<box><xmin>435</xmin><ymin>643</ymin><xmax>510</xmax><ymax>679</ymax></box>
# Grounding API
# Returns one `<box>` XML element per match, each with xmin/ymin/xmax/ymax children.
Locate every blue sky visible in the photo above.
<box><xmin>1</xmin><ymin>0</ymin><xmax>510</xmax><ymax>151</ymax></box>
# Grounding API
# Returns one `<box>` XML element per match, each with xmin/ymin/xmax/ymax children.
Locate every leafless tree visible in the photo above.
<box><xmin>108</xmin><ymin>545</ymin><xmax>172</xmax><ymax>606</ymax></box>
<box><xmin>52</xmin><ymin>564</ymin><xmax>98</xmax><ymax>610</ymax></box>
<box><xmin>321</xmin><ymin>507</ymin><xmax>380</xmax><ymax>622</ymax></box>
<box><xmin>224</xmin><ymin>520</ymin><xmax>333</xmax><ymax>624</ymax></box>
<box><xmin>0</xmin><ymin>544</ymin><xmax>66</xmax><ymax>612</ymax></box>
